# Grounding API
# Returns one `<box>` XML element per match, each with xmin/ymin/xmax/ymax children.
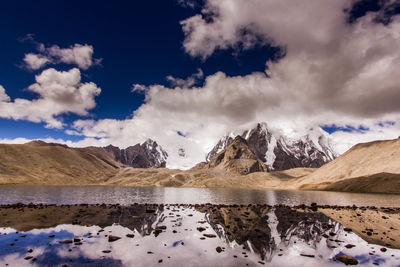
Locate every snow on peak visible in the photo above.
<box><xmin>205</xmin><ymin>122</ymin><xmax>337</xmax><ymax>171</ymax></box>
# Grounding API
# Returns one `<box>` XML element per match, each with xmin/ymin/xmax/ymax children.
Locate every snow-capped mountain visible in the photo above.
<box><xmin>104</xmin><ymin>138</ymin><xmax>168</xmax><ymax>168</ymax></box>
<box><xmin>206</xmin><ymin>122</ymin><xmax>337</xmax><ymax>171</ymax></box>
<box><xmin>205</xmin><ymin>133</ymin><xmax>236</xmax><ymax>162</ymax></box>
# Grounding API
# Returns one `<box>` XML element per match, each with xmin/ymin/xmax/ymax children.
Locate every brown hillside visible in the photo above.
<box><xmin>0</xmin><ymin>142</ymin><xmax>119</xmax><ymax>185</ymax></box>
<box><xmin>290</xmin><ymin>138</ymin><xmax>400</xmax><ymax>192</ymax></box>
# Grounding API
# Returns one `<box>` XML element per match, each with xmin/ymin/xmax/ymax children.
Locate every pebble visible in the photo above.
<box><xmin>335</xmin><ymin>255</ymin><xmax>358</xmax><ymax>265</ymax></box>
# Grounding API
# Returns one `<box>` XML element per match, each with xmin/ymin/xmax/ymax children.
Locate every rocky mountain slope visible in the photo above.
<box><xmin>206</xmin><ymin>123</ymin><xmax>337</xmax><ymax>171</ymax></box>
<box><xmin>103</xmin><ymin>139</ymin><xmax>168</xmax><ymax>168</ymax></box>
<box><xmin>201</xmin><ymin>136</ymin><xmax>267</xmax><ymax>175</ymax></box>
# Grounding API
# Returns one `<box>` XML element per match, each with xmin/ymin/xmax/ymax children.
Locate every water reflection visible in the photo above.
<box><xmin>1</xmin><ymin>186</ymin><xmax>400</xmax><ymax>207</ymax></box>
<box><xmin>0</xmin><ymin>205</ymin><xmax>399</xmax><ymax>266</ymax></box>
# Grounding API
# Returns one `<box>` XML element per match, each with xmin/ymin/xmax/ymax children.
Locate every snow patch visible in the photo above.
<box><xmin>265</xmin><ymin>135</ymin><xmax>277</xmax><ymax>170</ymax></box>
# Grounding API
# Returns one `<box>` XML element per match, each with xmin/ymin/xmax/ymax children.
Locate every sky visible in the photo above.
<box><xmin>1</xmin><ymin>0</ymin><xmax>400</xmax><ymax>168</ymax></box>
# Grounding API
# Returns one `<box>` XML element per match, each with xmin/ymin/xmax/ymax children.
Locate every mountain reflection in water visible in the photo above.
<box><xmin>0</xmin><ymin>204</ymin><xmax>399</xmax><ymax>267</ymax></box>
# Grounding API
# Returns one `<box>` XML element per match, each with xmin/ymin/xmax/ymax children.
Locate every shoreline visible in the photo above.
<box><xmin>1</xmin><ymin>183</ymin><xmax>400</xmax><ymax>196</ymax></box>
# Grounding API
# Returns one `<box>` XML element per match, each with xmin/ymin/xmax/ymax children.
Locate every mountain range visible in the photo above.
<box><xmin>205</xmin><ymin>122</ymin><xmax>336</xmax><ymax>171</ymax></box>
<box><xmin>0</xmin><ymin>122</ymin><xmax>399</xmax><ymax>194</ymax></box>
<box><xmin>102</xmin><ymin>139</ymin><xmax>168</xmax><ymax>168</ymax></box>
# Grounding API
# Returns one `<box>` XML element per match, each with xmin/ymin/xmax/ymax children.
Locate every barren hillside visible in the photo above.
<box><xmin>290</xmin><ymin>138</ymin><xmax>400</xmax><ymax>193</ymax></box>
<box><xmin>0</xmin><ymin>141</ymin><xmax>119</xmax><ymax>185</ymax></box>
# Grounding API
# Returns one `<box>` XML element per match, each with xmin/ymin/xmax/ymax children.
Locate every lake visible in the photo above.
<box><xmin>0</xmin><ymin>186</ymin><xmax>400</xmax><ymax>266</ymax></box>
<box><xmin>0</xmin><ymin>204</ymin><xmax>399</xmax><ymax>267</ymax></box>
<box><xmin>0</xmin><ymin>185</ymin><xmax>400</xmax><ymax>207</ymax></box>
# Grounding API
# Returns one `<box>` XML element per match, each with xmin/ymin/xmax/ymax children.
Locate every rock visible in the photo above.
<box><xmin>24</xmin><ymin>256</ymin><xmax>33</xmax><ymax>260</ymax></box>
<box><xmin>300</xmin><ymin>254</ymin><xmax>315</xmax><ymax>258</ymax></box>
<box><xmin>108</xmin><ymin>235</ymin><xmax>121</xmax><ymax>242</ymax></box>
<box><xmin>126</xmin><ymin>234</ymin><xmax>135</xmax><ymax>238</ymax></box>
<box><xmin>335</xmin><ymin>255</ymin><xmax>359</xmax><ymax>265</ymax></box>
<box><xmin>197</xmin><ymin>227</ymin><xmax>206</xmax><ymax>232</ymax></box>
<box><xmin>309</xmin><ymin>202</ymin><xmax>318</xmax><ymax>211</ymax></box>
<box><xmin>102</xmin><ymin>250</ymin><xmax>111</xmax><ymax>253</ymax></box>
<box><xmin>154</xmin><ymin>228</ymin><xmax>163</xmax><ymax>237</ymax></box>
<box><xmin>216</xmin><ymin>246</ymin><xmax>223</xmax><ymax>253</ymax></box>
<box><xmin>59</xmin><ymin>240</ymin><xmax>73</xmax><ymax>244</ymax></box>
<box><xmin>380</xmin><ymin>247</ymin><xmax>387</xmax><ymax>252</ymax></box>
<box><xmin>345</xmin><ymin>244</ymin><xmax>356</xmax><ymax>249</ymax></box>
<box><xmin>203</xmin><ymin>233</ymin><xmax>217</xmax><ymax>238</ymax></box>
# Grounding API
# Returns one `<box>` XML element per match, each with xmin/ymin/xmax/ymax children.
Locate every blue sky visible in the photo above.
<box><xmin>1</xmin><ymin>0</ymin><xmax>400</xmax><ymax>167</ymax></box>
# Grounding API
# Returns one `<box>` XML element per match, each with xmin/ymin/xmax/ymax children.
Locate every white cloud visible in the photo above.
<box><xmin>131</xmin><ymin>84</ymin><xmax>149</xmax><ymax>93</ymax></box>
<box><xmin>0</xmin><ymin>68</ymin><xmax>101</xmax><ymax>128</ymax></box>
<box><xmin>22</xmin><ymin>39</ymin><xmax>100</xmax><ymax>70</ymax></box>
<box><xmin>0</xmin><ymin>85</ymin><xmax>10</xmax><ymax>102</ymax></box>
<box><xmin>166</xmin><ymin>68</ymin><xmax>204</xmax><ymax>88</ymax></box>
<box><xmin>330</xmin><ymin>122</ymin><xmax>400</xmax><ymax>154</ymax></box>
<box><xmin>0</xmin><ymin>136</ymin><xmax>110</xmax><ymax>148</ymax></box>
<box><xmin>60</xmin><ymin>0</ymin><xmax>400</xmax><ymax>168</ymax></box>
<box><xmin>47</xmin><ymin>44</ymin><xmax>98</xmax><ymax>70</ymax></box>
<box><xmin>23</xmin><ymin>54</ymin><xmax>50</xmax><ymax>70</ymax></box>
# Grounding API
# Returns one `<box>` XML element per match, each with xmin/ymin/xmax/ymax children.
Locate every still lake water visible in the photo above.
<box><xmin>1</xmin><ymin>204</ymin><xmax>399</xmax><ymax>267</ymax></box>
<box><xmin>0</xmin><ymin>186</ymin><xmax>399</xmax><ymax>206</ymax></box>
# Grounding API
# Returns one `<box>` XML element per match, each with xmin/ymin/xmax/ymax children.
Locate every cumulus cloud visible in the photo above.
<box><xmin>0</xmin><ymin>68</ymin><xmax>101</xmax><ymax>128</ymax></box>
<box><xmin>131</xmin><ymin>84</ymin><xmax>150</xmax><ymax>94</ymax></box>
<box><xmin>0</xmin><ymin>136</ymin><xmax>110</xmax><ymax>148</ymax></box>
<box><xmin>22</xmin><ymin>37</ymin><xmax>101</xmax><ymax>70</ymax></box>
<box><xmin>60</xmin><ymin>0</ymin><xmax>400</xmax><ymax>168</ymax></box>
<box><xmin>166</xmin><ymin>68</ymin><xmax>204</xmax><ymax>88</ymax></box>
<box><xmin>23</xmin><ymin>54</ymin><xmax>50</xmax><ymax>70</ymax></box>
<box><xmin>0</xmin><ymin>85</ymin><xmax>10</xmax><ymax>102</ymax></box>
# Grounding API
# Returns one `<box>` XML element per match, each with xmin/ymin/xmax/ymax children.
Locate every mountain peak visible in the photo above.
<box><xmin>104</xmin><ymin>139</ymin><xmax>168</xmax><ymax>168</ymax></box>
<box><xmin>26</xmin><ymin>140</ymin><xmax>48</xmax><ymax>146</ymax></box>
<box><xmin>206</xmin><ymin>122</ymin><xmax>337</xmax><ymax>171</ymax></box>
<box><xmin>205</xmin><ymin>134</ymin><xmax>267</xmax><ymax>175</ymax></box>
<box><xmin>26</xmin><ymin>140</ymin><xmax>68</xmax><ymax>149</ymax></box>
<box><xmin>232</xmin><ymin>135</ymin><xmax>247</xmax><ymax>144</ymax></box>
<box><xmin>143</xmin><ymin>138</ymin><xmax>155</xmax><ymax>145</ymax></box>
